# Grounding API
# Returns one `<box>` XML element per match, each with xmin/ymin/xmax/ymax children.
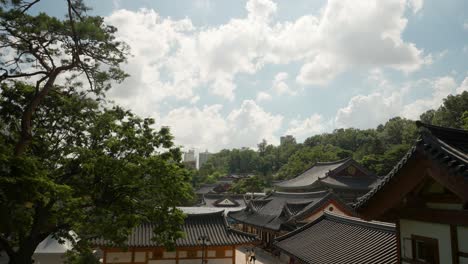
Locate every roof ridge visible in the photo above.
<box><xmin>323</xmin><ymin>211</ymin><xmax>395</xmax><ymax>232</ymax></box>
<box><xmin>416</xmin><ymin>121</ymin><xmax>468</xmax><ymax>135</ymax></box>
<box><xmin>186</xmin><ymin>210</ymin><xmax>225</xmax><ymax>217</ymax></box>
<box><xmin>274</xmin><ymin>214</ymin><xmax>326</xmax><ymax>242</ymax></box>
<box><xmin>276</xmin><ymin>158</ymin><xmax>352</xmax><ymax>185</ymax></box>
<box><xmin>272</xmin><ymin>190</ymin><xmax>329</xmax><ymax>197</ymax></box>
<box><xmin>315</xmin><ymin>157</ymin><xmax>352</xmax><ymax>165</ymax></box>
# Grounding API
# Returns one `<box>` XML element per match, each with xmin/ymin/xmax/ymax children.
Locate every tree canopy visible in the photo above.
<box><xmin>197</xmin><ymin>92</ymin><xmax>468</xmax><ymax>184</ymax></box>
<box><xmin>0</xmin><ymin>83</ymin><xmax>193</xmax><ymax>263</ymax></box>
<box><xmin>0</xmin><ymin>0</ymin><xmax>128</xmax><ymax>156</ymax></box>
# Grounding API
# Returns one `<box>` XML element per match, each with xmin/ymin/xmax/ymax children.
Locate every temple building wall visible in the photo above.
<box><xmin>103</xmin><ymin>246</ymin><xmax>236</xmax><ymax>264</ymax></box>
<box><xmin>302</xmin><ymin>202</ymin><xmax>347</xmax><ymax>223</ymax></box>
<box><xmin>400</xmin><ymin>219</ymin><xmax>452</xmax><ymax>264</ymax></box>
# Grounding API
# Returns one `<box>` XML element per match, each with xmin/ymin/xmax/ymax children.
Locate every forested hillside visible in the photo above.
<box><xmin>194</xmin><ymin>91</ymin><xmax>468</xmax><ymax>188</ymax></box>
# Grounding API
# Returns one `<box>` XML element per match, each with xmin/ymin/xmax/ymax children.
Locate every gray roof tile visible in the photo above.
<box><xmin>92</xmin><ymin>211</ymin><xmax>256</xmax><ymax>247</ymax></box>
<box><xmin>274</xmin><ymin>212</ymin><xmax>397</xmax><ymax>264</ymax></box>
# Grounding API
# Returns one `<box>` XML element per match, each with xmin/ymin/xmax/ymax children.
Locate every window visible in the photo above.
<box><xmin>411</xmin><ymin>235</ymin><xmax>439</xmax><ymax>264</ymax></box>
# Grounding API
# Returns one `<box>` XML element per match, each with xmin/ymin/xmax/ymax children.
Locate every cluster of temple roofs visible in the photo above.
<box><xmin>274</xmin><ymin>157</ymin><xmax>380</xmax><ymax>203</ymax></box>
<box><xmin>90</xmin><ymin>122</ymin><xmax>468</xmax><ymax>264</ymax></box>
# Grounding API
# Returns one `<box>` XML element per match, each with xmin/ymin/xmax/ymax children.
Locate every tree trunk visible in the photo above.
<box><xmin>14</xmin><ymin>72</ymin><xmax>59</xmax><ymax>156</ymax></box>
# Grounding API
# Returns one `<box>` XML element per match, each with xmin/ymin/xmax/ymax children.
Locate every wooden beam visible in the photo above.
<box><xmin>400</xmin><ymin>208</ymin><xmax>468</xmax><ymax>226</ymax></box>
<box><xmin>232</xmin><ymin>245</ymin><xmax>236</xmax><ymax>264</ymax></box>
<box><xmin>396</xmin><ymin>220</ymin><xmax>401</xmax><ymax>264</ymax></box>
<box><xmin>357</xmin><ymin>154</ymin><xmax>430</xmax><ymax>220</ymax></box>
<box><xmin>426</xmin><ymin>165</ymin><xmax>468</xmax><ymax>203</ymax></box>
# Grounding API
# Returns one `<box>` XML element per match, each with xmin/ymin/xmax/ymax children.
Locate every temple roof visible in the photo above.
<box><xmin>274</xmin><ymin>211</ymin><xmax>397</xmax><ymax>264</ymax></box>
<box><xmin>355</xmin><ymin>122</ymin><xmax>468</xmax><ymax>209</ymax></box>
<box><xmin>228</xmin><ymin>191</ymin><xmax>352</xmax><ymax>231</ymax></box>
<box><xmin>275</xmin><ymin>158</ymin><xmax>376</xmax><ymax>190</ymax></box>
<box><xmin>201</xmin><ymin>194</ymin><xmax>246</xmax><ymax>208</ymax></box>
<box><xmin>92</xmin><ymin>211</ymin><xmax>256</xmax><ymax>247</ymax></box>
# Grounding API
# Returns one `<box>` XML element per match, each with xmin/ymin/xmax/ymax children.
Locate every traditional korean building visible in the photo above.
<box><xmin>228</xmin><ymin>191</ymin><xmax>353</xmax><ymax>247</ymax></box>
<box><xmin>199</xmin><ymin>194</ymin><xmax>246</xmax><ymax>208</ymax></box>
<box><xmin>274</xmin><ymin>158</ymin><xmax>379</xmax><ymax>203</ymax></box>
<box><xmin>274</xmin><ymin>211</ymin><xmax>397</xmax><ymax>264</ymax></box>
<box><xmin>93</xmin><ymin>211</ymin><xmax>256</xmax><ymax>264</ymax></box>
<box><xmin>355</xmin><ymin>122</ymin><xmax>468</xmax><ymax>264</ymax></box>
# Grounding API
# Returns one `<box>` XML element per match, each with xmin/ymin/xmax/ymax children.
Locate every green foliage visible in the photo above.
<box><xmin>194</xmin><ymin>86</ymin><xmax>467</xmax><ymax>191</ymax></box>
<box><xmin>420</xmin><ymin>91</ymin><xmax>468</xmax><ymax>128</ymax></box>
<box><xmin>229</xmin><ymin>176</ymin><xmax>265</xmax><ymax>194</ymax></box>
<box><xmin>0</xmin><ymin>0</ymin><xmax>128</xmax><ymax>94</ymax></box>
<box><xmin>0</xmin><ymin>83</ymin><xmax>192</xmax><ymax>262</ymax></box>
<box><xmin>276</xmin><ymin>144</ymin><xmax>351</xmax><ymax>180</ymax></box>
<box><xmin>462</xmin><ymin>111</ymin><xmax>468</xmax><ymax>130</ymax></box>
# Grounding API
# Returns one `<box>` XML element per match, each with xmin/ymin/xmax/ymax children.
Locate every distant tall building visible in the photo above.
<box><xmin>280</xmin><ymin>135</ymin><xmax>296</xmax><ymax>145</ymax></box>
<box><xmin>183</xmin><ymin>149</ymin><xmax>196</xmax><ymax>169</ymax></box>
<box><xmin>198</xmin><ymin>150</ymin><xmax>212</xmax><ymax>169</ymax></box>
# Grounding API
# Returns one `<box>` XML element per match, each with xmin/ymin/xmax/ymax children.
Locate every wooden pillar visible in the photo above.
<box><xmin>396</xmin><ymin>220</ymin><xmax>401</xmax><ymax>264</ymax></box>
<box><xmin>451</xmin><ymin>225</ymin><xmax>459</xmax><ymax>264</ymax></box>
<box><xmin>103</xmin><ymin>248</ymin><xmax>107</xmax><ymax>264</ymax></box>
<box><xmin>131</xmin><ymin>248</ymin><xmax>135</xmax><ymax>264</ymax></box>
<box><xmin>232</xmin><ymin>245</ymin><xmax>236</xmax><ymax>264</ymax></box>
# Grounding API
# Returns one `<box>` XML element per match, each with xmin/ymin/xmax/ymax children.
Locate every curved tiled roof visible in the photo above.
<box><xmin>275</xmin><ymin>158</ymin><xmax>351</xmax><ymax>188</ymax></box>
<box><xmin>275</xmin><ymin>158</ymin><xmax>376</xmax><ymax>191</ymax></box>
<box><xmin>319</xmin><ymin>176</ymin><xmax>377</xmax><ymax>190</ymax></box>
<box><xmin>355</xmin><ymin>122</ymin><xmax>468</xmax><ymax>209</ymax></box>
<box><xmin>274</xmin><ymin>212</ymin><xmax>397</xmax><ymax>264</ymax></box>
<box><xmin>200</xmin><ymin>194</ymin><xmax>246</xmax><ymax>208</ymax></box>
<box><xmin>228</xmin><ymin>191</ymin><xmax>352</xmax><ymax>231</ymax></box>
<box><xmin>92</xmin><ymin>211</ymin><xmax>256</xmax><ymax>247</ymax></box>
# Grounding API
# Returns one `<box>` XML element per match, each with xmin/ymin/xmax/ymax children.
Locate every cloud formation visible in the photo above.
<box><xmin>161</xmin><ymin>100</ymin><xmax>283</xmax><ymax>151</ymax></box>
<box><xmin>335</xmin><ymin>75</ymin><xmax>468</xmax><ymax>129</ymax></box>
<box><xmin>101</xmin><ymin>0</ymin><xmax>433</xmax><ymax>150</ymax></box>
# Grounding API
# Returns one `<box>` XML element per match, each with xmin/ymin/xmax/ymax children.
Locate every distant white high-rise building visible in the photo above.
<box><xmin>183</xmin><ymin>149</ymin><xmax>197</xmax><ymax>169</ymax></box>
<box><xmin>183</xmin><ymin>149</ymin><xmax>196</xmax><ymax>162</ymax></box>
<box><xmin>198</xmin><ymin>150</ymin><xmax>212</xmax><ymax>169</ymax></box>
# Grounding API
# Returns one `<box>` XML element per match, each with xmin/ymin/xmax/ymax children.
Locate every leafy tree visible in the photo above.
<box><xmin>420</xmin><ymin>91</ymin><xmax>468</xmax><ymax>128</ymax></box>
<box><xmin>0</xmin><ymin>83</ymin><xmax>192</xmax><ymax>263</ymax></box>
<box><xmin>360</xmin><ymin>144</ymin><xmax>411</xmax><ymax>176</ymax></box>
<box><xmin>229</xmin><ymin>176</ymin><xmax>265</xmax><ymax>194</ymax></box>
<box><xmin>462</xmin><ymin>111</ymin><xmax>468</xmax><ymax>130</ymax></box>
<box><xmin>276</xmin><ymin>144</ymin><xmax>350</xmax><ymax>180</ymax></box>
<box><xmin>0</xmin><ymin>0</ymin><xmax>128</xmax><ymax>156</ymax></box>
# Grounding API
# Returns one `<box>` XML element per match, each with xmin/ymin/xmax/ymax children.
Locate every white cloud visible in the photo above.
<box><xmin>272</xmin><ymin>72</ymin><xmax>296</xmax><ymax>95</ymax></box>
<box><xmin>101</xmin><ymin>0</ymin><xmax>433</xmax><ymax>149</ymax></box>
<box><xmin>408</xmin><ymin>0</ymin><xmax>423</xmax><ymax>14</ymax></box>
<box><xmin>285</xmin><ymin>114</ymin><xmax>326</xmax><ymax>141</ymax></box>
<box><xmin>226</xmin><ymin>100</ymin><xmax>283</xmax><ymax>148</ymax></box>
<box><xmin>335</xmin><ymin>75</ymin><xmax>468</xmax><ymax>128</ymax></box>
<box><xmin>335</xmin><ymin>92</ymin><xmax>403</xmax><ymax>129</ymax></box>
<box><xmin>464</xmin><ymin>21</ymin><xmax>468</xmax><ymax>30</ymax></box>
<box><xmin>246</xmin><ymin>0</ymin><xmax>277</xmax><ymax>21</ymax></box>
<box><xmin>456</xmin><ymin>77</ymin><xmax>468</xmax><ymax>94</ymax></box>
<box><xmin>296</xmin><ymin>54</ymin><xmax>343</xmax><ymax>85</ymax></box>
<box><xmin>104</xmin><ymin>0</ymin><xmax>428</xmax><ymax>113</ymax></box>
<box><xmin>256</xmin><ymin>91</ymin><xmax>272</xmax><ymax>102</ymax></box>
<box><xmin>161</xmin><ymin>100</ymin><xmax>282</xmax><ymax>151</ymax></box>
<box><xmin>402</xmin><ymin>76</ymin><xmax>457</xmax><ymax>119</ymax></box>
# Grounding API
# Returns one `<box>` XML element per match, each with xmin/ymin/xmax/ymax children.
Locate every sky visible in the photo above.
<box><xmin>36</xmin><ymin>0</ymin><xmax>468</xmax><ymax>151</ymax></box>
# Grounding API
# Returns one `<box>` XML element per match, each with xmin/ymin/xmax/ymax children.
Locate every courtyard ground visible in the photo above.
<box><xmin>236</xmin><ymin>247</ymin><xmax>284</xmax><ymax>264</ymax></box>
